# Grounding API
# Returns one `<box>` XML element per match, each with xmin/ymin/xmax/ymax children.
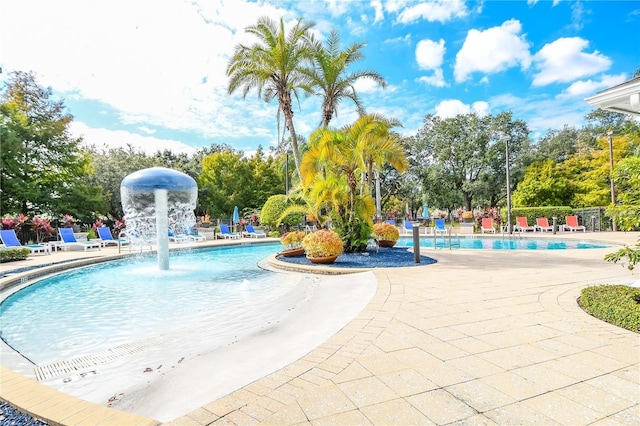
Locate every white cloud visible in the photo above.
<box><xmin>454</xmin><ymin>19</ymin><xmax>532</xmax><ymax>83</ymax></box>
<box><xmin>435</xmin><ymin>100</ymin><xmax>489</xmax><ymax>118</ymax></box>
<box><xmin>0</xmin><ymin>0</ymin><xmax>290</xmax><ymax>147</ymax></box>
<box><xmin>72</xmin><ymin>122</ymin><xmax>197</xmax><ymax>156</ymax></box>
<box><xmin>395</xmin><ymin>0</ymin><xmax>468</xmax><ymax>24</ymax></box>
<box><xmin>559</xmin><ymin>73</ymin><xmax>627</xmax><ymax>99</ymax></box>
<box><xmin>531</xmin><ymin>37</ymin><xmax>612</xmax><ymax>86</ymax></box>
<box><xmin>370</xmin><ymin>0</ymin><xmax>384</xmax><ymax>23</ymax></box>
<box><xmin>415</xmin><ymin>38</ymin><xmax>446</xmax><ymax>87</ymax></box>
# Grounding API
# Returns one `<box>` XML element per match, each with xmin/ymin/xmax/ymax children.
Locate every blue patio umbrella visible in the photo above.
<box><xmin>232</xmin><ymin>206</ymin><xmax>239</xmax><ymax>224</ymax></box>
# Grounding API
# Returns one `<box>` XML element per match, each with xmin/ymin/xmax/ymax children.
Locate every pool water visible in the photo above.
<box><xmin>0</xmin><ymin>243</ymin><xmax>296</xmax><ymax>365</ymax></box>
<box><xmin>397</xmin><ymin>236</ymin><xmax>611</xmax><ymax>250</ymax></box>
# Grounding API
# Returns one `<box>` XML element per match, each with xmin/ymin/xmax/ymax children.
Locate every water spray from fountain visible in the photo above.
<box><xmin>120</xmin><ymin>167</ymin><xmax>198</xmax><ymax>270</ymax></box>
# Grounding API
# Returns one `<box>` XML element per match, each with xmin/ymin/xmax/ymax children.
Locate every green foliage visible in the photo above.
<box><xmin>605</xmin><ymin>237</ymin><xmax>640</xmax><ymax>271</ymax></box>
<box><xmin>0</xmin><ymin>247</ymin><xmax>30</xmax><ymax>262</ymax></box>
<box><xmin>198</xmin><ymin>147</ymin><xmax>283</xmax><ymax>219</ymax></box>
<box><xmin>337</xmin><ymin>217</ymin><xmax>372</xmax><ymax>253</ymax></box>
<box><xmin>260</xmin><ymin>195</ymin><xmax>300</xmax><ymax>229</ymax></box>
<box><xmin>413</xmin><ymin>111</ymin><xmax>530</xmax><ymax>211</ymax></box>
<box><xmin>512</xmin><ymin>160</ymin><xmax>572</xmax><ymax>207</ymax></box>
<box><xmin>580</xmin><ymin>285</ymin><xmax>640</xmax><ymax>333</ymax></box>
<box><xmin>501</xmin><ymin>206</ymin><xmax>574</xmax><ymax>225</ymax></box>
<box><xmin>0</xmin><ymin>71</ymin><xmax>103</xmax><ymax>218</ymax></box>
<box><xmin>606</xmin><ymin>155</ymin><xmax>640</xmax><ymax>230</ymax></box>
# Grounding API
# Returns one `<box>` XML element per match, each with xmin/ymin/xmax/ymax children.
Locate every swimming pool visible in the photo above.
<box><xmin>0</xmin><ymin>243</ymin><xmax>297</xmax><ymax>365</ymax></box>
<box><xmin>397</xmin><ymin>236</ymin><xmax>611</xmax><ymax>250</ymax></box>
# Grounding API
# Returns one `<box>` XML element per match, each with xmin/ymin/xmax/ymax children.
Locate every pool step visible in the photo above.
<box><xmin>34</xmin><ymin>334</ymin><xmax>179</xmax><ymax>381</ymax></box>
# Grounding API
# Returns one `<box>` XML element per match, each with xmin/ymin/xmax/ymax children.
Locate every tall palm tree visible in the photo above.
<box><xmin>227</xmin><ymin>16</ymin><xmax>315</xmax><ymax>178</ymax></box>
<box><xmin>302</xmin><ymin>114</ymin><xmax>407</xmax><ymax>251</ymax></box>
<box><xmin>305</xmin><ymin>30</ymin><xmax>387</xmax><ymax>128</ymax></box>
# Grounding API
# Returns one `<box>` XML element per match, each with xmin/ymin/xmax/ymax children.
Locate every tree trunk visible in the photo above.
<box><xmin>463</xmin><ymin>192</ymin><xmax>472</xmax><ymax>212</ymax></box>
<box><xmin>281</xmin><ymin>92</ymin><xmax>302</xmax><ymax>180</ymax></box>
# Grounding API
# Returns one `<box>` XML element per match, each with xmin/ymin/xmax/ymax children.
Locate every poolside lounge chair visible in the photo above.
<box><xmin>219</xmin><ymin>223</ymin><xmax>240</xmax><ymax>239</ymax></box>
<box><xmin>58</xmin><ymin>227</ymin><xmax>101</xmax><ymax>251</ymax></box>
<box><xmin>168</xmin><ymin>228</ymin><xmax>188</xmax><ymax>243</ymax></box>
<box><xmin>434</xmin><ymin>218</ymin><xmax>448</xmax><ymax>235</ymax></box>
<box><xmin>535</xmin><ymin>218</ymin><xmax>554</xmax><ymax>232</ymax></box>
<box><xmin>242</xmin><ymin>224</ymin><xmax>266</xmax><ymax>238</ymax></box>
<box><xmin>96</xmin><ymin>227</ymin><xmax>128</xmax><ymax>247</ymax></box>
<box><xmin>514</xmin><ymin>216</ymin><xmax>535</xmax><ymax>232</ymax></box>
<box><xmin>0</xmin><ymin>229</ymin><xmax>51</xmax><ymax>255</ymax></box>
<box><xmin>184</xmin><ymin>227</ymin><xmax>206</xmax><ymax>242</ymax></box>
<box><xmin>403</xmin><ymin>220</ymin><xmax>414</xmax><ymax>236</ymax></box>
<box><xmin>481</xmin><ymin>218</ymin><xmax>496</xmax><ymax>233</ymax></box>
<box><xmin>564</xmin><ymin>215</ymin><xmax>586</xmax><ymax>232</ymax></box>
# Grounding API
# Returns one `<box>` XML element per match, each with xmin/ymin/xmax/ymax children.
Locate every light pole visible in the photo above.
<box><xmin>607</xmin><ymin>130</ymin><xmax>617</xmax><ymax>231</ymax></box>
<box><xmin>504</xmin><ymin>134</ymin><xmax>512</xmax><ymax>234</ymax></box>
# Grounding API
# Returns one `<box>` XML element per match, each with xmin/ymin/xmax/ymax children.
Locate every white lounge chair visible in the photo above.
<box><xmin>564</xmin><ymin>215</ymin><xmax>586</xmax><ymax>232</ymax></box>
<box><xmin>481</xmin><ymin>218</ymin><xmax>496</xmax><ymax>233</ymax></box>
<box><xmin>219</xmin><ymin>224</ymin><xmax>240</xmax><ymax>239</ymax></box>
<box><xmin>242</xmin><ymin>225</ymin><xmax>266</xmax><ymax>238</ymax></box>
<box><xmin>535</xmin><ymin>218</ymin><xmax>554</xmax><ymax>232</ymax></box>
<box><xmin>184</xmin><ymin>227</ymin><xmax>206</xmax><ymax>242</ymax></box>
<box><xmin>514</xmin><ymin>216</ymin><xmax>535</xmax><ymax>232</ymax></box>
<box><xmin>96</xmin><ymin>227</ymin><xmax>128</xmax><ymax>247</ymax></box>
<box><xmin>58</xmin><ymin>228</ymin><xmax>101</xmax><ymax>251</ymax></box>
<box><xmin>0</xmin><ymin>229</ymin><xmax>50</xmax><ymax>255</ymax></box>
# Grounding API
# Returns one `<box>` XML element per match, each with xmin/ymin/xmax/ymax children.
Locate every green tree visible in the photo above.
<box><xmin>512</xmin><ymin>160</ymin><xmax>572</xmax><ymax>207</ymax></box>
<box><xmin>305</xmin><ymin>29</ymin><xmax>387</xmax><ymax>128</ymax></box>
<box><xmin>303</xmin><ymin>114</ymin><xmax>407</xmax><ymax>252</ymax></box>
<box><xmin>0</xmin><ymin>71</ymin><xmax>102</xmax><ymax>218</ymax></box>
<box><xmin>227</xmin><ymin>16</ymin><xmax>315</xmax><ymax>178</ymax></box>
<box><xmin>413</xmin><ymin>112</ymin><xmax>529</xmax><ymax>212</ymax></box>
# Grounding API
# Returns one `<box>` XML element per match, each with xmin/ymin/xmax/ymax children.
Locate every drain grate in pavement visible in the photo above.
<box><xmin>34</xmin><ymin>334</ymin><xmax>178</xmax><ymax>381</ymax></box>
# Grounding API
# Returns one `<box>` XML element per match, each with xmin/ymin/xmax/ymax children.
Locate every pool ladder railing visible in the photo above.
<box><xmin>432</xmin><ymin>226</ymin><xmax>460</xmax><ymax>249</ymax></box>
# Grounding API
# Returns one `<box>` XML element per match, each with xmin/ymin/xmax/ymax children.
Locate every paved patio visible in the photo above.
<box><xmin>1</xmin><ymin>232</ymin><xmax>639</xmax><ymax>425</ymax></box>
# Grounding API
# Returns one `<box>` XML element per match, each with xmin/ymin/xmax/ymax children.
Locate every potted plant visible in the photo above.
<box><xmin>280</xmin><ymin>230</ymin><xmax>306</xmax><ymax>257</ymax></box>
<box><xmin>200</xmin><ymin>214</ymin><xmax>212</xmax><ymax>228</ymax></box>
<box><xmin>462</xmin><ymin>211</ymin><xmax>474</xmax><ymax>223</ymax></box>
<box><xmin>372</xmin><ymin>222</ymin><xmax>400</xmax><ymax>248</ymax></box>
<box><xmin>303</xmin><ymin>229</ymin><xmax>343</xmax><ymax>264</ymax></box>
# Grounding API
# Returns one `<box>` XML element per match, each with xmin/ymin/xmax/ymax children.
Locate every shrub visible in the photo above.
<box><xmin>260</xmin><ymin>195</ymin><xmax>302</xmax><ymax>229</ymax></box>
<box><xmin>0</xmin><ymin>247</ymin><xmax>30</xmax><ymax>262</ymax></box>
<box><xmin>372</xmin><ymin>222</ymin><xmax>400</xmax><ymax>242</ymax></box>
<box><xmin>280</xmin><ymin>231</ymin><xmax>306</xmax><ymax>250</ymax></box>
<box><xmin>303</xmin><ymin>229</ymin><xmax>344</xmax><ymax>258</ymax></box>
<box><xmin>579</xmin><ymin>285</ymin><xmax>640</xmax><ymax>333</ymax></box>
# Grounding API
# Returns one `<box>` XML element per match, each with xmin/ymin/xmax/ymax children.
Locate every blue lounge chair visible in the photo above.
<box><xmin>434</xmin><ymin>218</ymin><xmax>448</xmax><ymax>235</ymax></box>
<box><xmin>59</xmin><ymin>228</ymin><xmax>101</xmax><ymax>251</ymax></box>
<box><xmin>168</xmin><ymin>228</ymin><xmax>188</xmax><ymax>243</ymax></box>
<box><xmin>96</xmin><ymin>227</ymin><xmax>128</xmax><ymax>247</ymax></box>
<box><xmin>219</xmin><ymin>224</ymin><xmax>240</xmax><ymax>239</ymax></box>
<box><xmin>0</xmin><ymin>229</ymin><xmax>51</xmax><ymax>255</ymax></box>
<box><xmin>184</xmin><ymin>227</ymin><xmax>206</xmax><ymax>241</ymax></box>
<box><xmin>242</xmin><ymin>224</ymin><xmax>266</xmax><ymax>238</ymax></box>
<box><xmin>402</xmin><ymin>220</ymin><xmax>414</xmax><ymax>236</ymax></box>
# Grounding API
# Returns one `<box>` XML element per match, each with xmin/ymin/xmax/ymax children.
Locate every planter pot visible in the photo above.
<box><xmin>280</xmin><ymin>247</ymin><xmax>305</xmax><ymax>257</ymax></box>
<box><xmin>200</xmin><ymin>223</ymin><xmax>211</xmax><ymax>228</ymax></box>
<box><xmin>306</xmin><ymin>254</ymin><xmax>339</xmax><ymax>264</ymax></box>
<box><xmin>377</xmin><ymin>240</ymin><xmax>397</xmax><ymax>248</ymax></box>
<box><xmin>462</xmin><ymin>218</ymin><xmax>474</xmax><ymax>223</ymax></box>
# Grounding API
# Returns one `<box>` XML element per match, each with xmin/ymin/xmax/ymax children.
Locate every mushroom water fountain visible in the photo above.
<box><xmin>120</xmin><ymin>167</ymin><xmax>197</xmax><ymax>270</ymax></box>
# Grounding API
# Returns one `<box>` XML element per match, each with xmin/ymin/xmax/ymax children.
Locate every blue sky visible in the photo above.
<box><xmin>1</xmin><ymin>0</ymin><xmax>638</xmax><ymax>156</ymax></box>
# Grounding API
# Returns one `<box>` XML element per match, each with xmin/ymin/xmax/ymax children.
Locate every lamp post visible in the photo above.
<box><xmin>504</xmin><ymin>134</ymin><xmax>512</xmax><ymax>234</ymax></box>
<box><xmin>607</xmin><ymin>130</ymin><xmax>617</xmax><ymax>231</ymax></box>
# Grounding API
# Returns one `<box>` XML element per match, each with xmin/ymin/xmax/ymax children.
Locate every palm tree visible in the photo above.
<box><xmin>227</xmin><ymin>16</ymin><xmax>315</xmax><ymax>178</ymax></box>
<box><xmin>305</xmin><ymin>30</ymin><xmax>387</xmax><ymax>128</ymax></box>
<box><xmin>302</xmin><ymin>114</ymin><xmax>407</xmax><ymax>251</ymax></box>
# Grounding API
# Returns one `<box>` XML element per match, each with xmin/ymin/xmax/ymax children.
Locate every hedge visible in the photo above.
<box><xmin>500</xmin><ymin>206</ymin><xmax>574</xmax><ymax>225</ymax></box>
<box><xmin>0</xmin><ymin>247</ymin><xmax>30</xmax><ymax>262</ymax></box>
<box><xmin>579</xmin><ymin>285</ymin><xmax>640</xmax><ymax>333</ymax></box>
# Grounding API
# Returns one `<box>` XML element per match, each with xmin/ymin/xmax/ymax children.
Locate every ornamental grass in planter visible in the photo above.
<box><xmin>303</xmin><ymin>229</ymin><xmax>343</xmax><ymax>263</ymax></box>
<box><xmin>372</xmin><ymin>222</ymin><xmax>400</xmax><ymax>247</ymax></box>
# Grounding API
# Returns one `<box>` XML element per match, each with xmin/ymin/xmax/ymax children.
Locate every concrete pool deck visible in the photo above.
<box><xmin>1</xmin><ymin>232</ymin><xmax>639</xmax><ymax>425</ymax></box>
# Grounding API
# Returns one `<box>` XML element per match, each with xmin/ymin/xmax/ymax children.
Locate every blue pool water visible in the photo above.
<box><xmin>0</xmin><ymin>243</ymin><xmax>292</xmax><ymax>364</ymax></box>
<box><xmin>397</xmin><ymin>236</ymin><xmax>611</xmax><ymax>250</ymax></box>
